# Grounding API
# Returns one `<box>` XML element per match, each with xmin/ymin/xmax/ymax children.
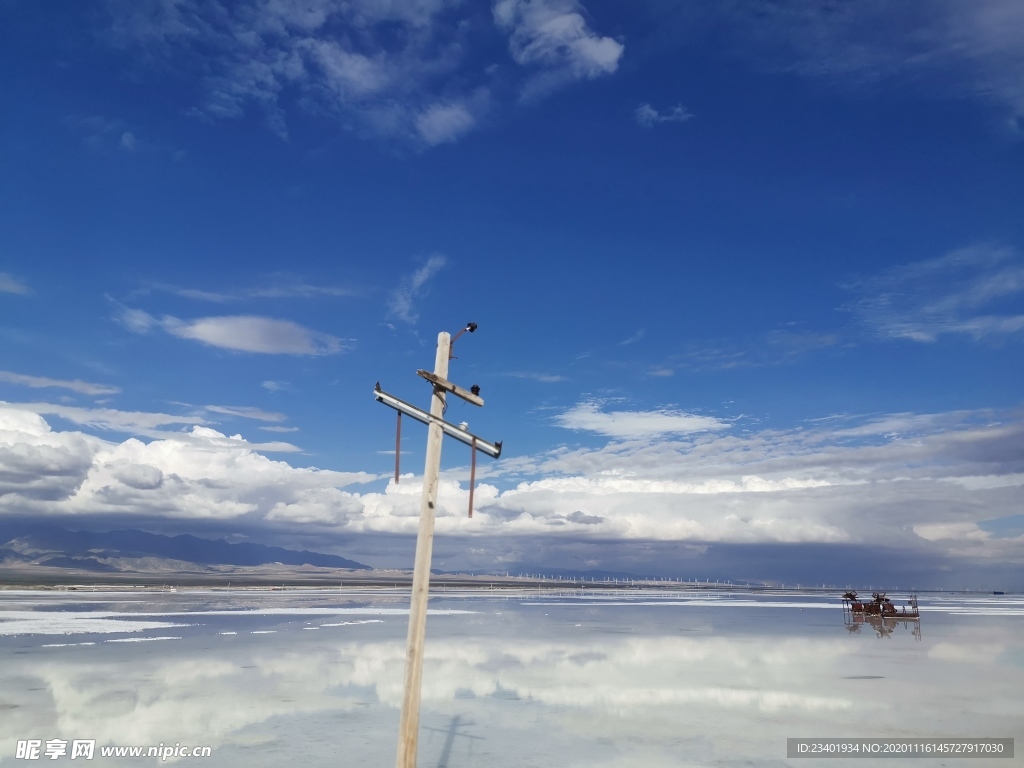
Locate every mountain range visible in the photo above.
<box><xmin>0</xmin><ymin>523</ymin><xmax>371</xmax><ymax>573</ymax></box>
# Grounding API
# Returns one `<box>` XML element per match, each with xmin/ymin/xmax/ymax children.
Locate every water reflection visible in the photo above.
<box><xmin>844</xmin><ymin>613</ymin><xmax>923</xmax><ymax>640</ymax></box>
<box><xmin>0</xmin><ymin>590</ymin><xmax>1021</xmax><ymax>766</ymax></box>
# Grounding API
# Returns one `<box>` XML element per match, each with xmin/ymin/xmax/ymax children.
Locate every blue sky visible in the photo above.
<box><xmin>1</xmin><ymin>0</ymin><xmax>1023</xmax><ymax>587</ymax></box>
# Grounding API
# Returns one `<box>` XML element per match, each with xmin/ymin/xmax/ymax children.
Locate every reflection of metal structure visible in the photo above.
<box><xmin>842</xmin><ymin>591</ymin><xmax>919</xmax><ymax>618</ymax></box>
<box><xmin>845</xmin><ymin>612</ymin><xmax>923</xmax><ymax>641</ymax></box>
<box><xmin>842</xmin><ymin>591</ymin><xmax>922</xmax><ymax>640</ymax></box>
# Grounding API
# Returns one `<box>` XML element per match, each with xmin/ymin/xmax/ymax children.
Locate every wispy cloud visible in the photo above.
<box><xmin>0</xmin><ymin>371</ymin><xmax>120</xmax><ymax>396</ymax></box>
<box><xmin>0</xmin><ymin>273</ymin><xmax>30</xmax><ymax>295</ymax></box>
<box><xmin>261</xmin><ymin>380</ymin><xmax>287</xmax><ymax>393</ymax></box>
<box><xmin>155</xmin><ymin>279</ymin><xmax>358</xmax><ymax>303</ymax></box>
<box><xmin>635</xmin><ymin>103</ymin><xmax>692</xmax><ymax>127</ymax></box>
<box><xmin>845</xmin><ymin>244</ymin><xmax>1024</xmax><ymax>342</ymax></box>
<box><xmin>261</xmin><ymin>425</ymin><xmax>300</xmax><ymax>433</ymax></box>
<box><xmin>119</xmin><ymin>309</ymin><xmax>349</xmax><ymax>355</ymax></box>
<box><xmin>387</xmin><ymin>255</ymin><xmax>448</xmax><ymax>325</ymax></box>
<box><xmin>65</xmin><ymin>115</ymin><xmax>133</xmax><ymax>151</ymax></box>
<box><xmin>555</xmin><ymin>400</ymin><xmax>729</xmax><ymax>439</ymax></box>
<box><xmin>721</xmin><ymin>0</ymin><xmax>1024</xmax><ymax>132</ymax></box>
<box><xmin>507</xmin><ymin>372</ymin><xmax>567</xmax><ymax>383</ymax></box>
<box><xmin>7</xmin><ymin>401</ymin><xmax>207</xmax><ymax>433</ymax></box>
<box><xmin>654</xmin><ymin>328</ymin><xmax>840</xmax><ymax>374</ymax></box>
<box><xmin>205</xmin><ymin>405</ymin><xmax>287</xmax><ymax>423</ymax></box>
<box><xmin>103</xmin><ymin>0</ymin><xmax>621</xmax><ymax>145</ymax></box>
<box><xmin>416</xmin><ymin>102</ymin><xmax>479</xmax><ymax>146</ymax></box>
<box><xmin>618</xmin><ymin>329</ymin><xmax>646</xmax><ymax>346</ymax></box>
<box><xmin>494</xmin><ymin>0</ymin><xmax>625</xmax><ymax>99</ymax></box>
<box><xmin>64</xmin><ymin>114</ymin><xmax>178</xmax><ymax>155</ymax></box>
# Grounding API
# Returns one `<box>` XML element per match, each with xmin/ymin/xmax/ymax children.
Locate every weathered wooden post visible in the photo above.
<box><xmin>373</xmin><ymin>325</ymin><xmax>501</xmax><ymax>768</ymax></box>
<box><xmin>395</xmin><ymin>330</ymin><xmax>449</xmax><ymax>767</ymax></box>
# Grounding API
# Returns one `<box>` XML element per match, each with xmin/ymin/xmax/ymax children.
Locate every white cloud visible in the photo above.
<box><xmin>635</xmin><ymin>103</ymin><xmax>693</xmax><ymax>127</ymax></box>
<box><xmin>846</xmin><ymin>244</ymin><xmax>1024</xmax><ymax>342</ymax></box>
<box><xmin>0</xmin><ymin>273</ymin><xmax>29</xmax><ymax>294</ymax></box>
<box><xmin>387</xmin><ymin>254</ymin><xmax>448</xmax><ymax>324</ymax></box>
<box><xmin>555</xmin><ymin>401</ymin><xmax>729</xmax><ymax>438</ymax></box>
<box><xmin>0</xmin><ymin>404</ymin><xmax>366</xmax><ymax>521</ymax></box>
<box><xmin>261</xmin><ymin>425</ymin><xmax>300</xmax><ymax>433</ymax></box>
<box><xmin>494</xmin><ymin>0</ymin><xmax>624</xmax><ymax>98</ymax></box>
<box><xmin>2</xmin><ymin>401</ymin><xmax>1024</xmax><ymax>572</ymax></box>
<box><xmin>119</xmin><ymin>131</ymin><xmax>137</xmax><ymax>150</ymax></box>
<box><xmin>261</xmin><ymin>380</ymin><xmax>285</xmax><ymax>392</ymax></box>
<box><xmin>169</xmin><ymin>315</ymin><xmax>346</xmax><ymax>354</ymax></box>
<box><xmin>120</xmin><ymin>309</ymin><xmax>348</xmax><ymax>355</ymax></box>
<box><xmin>102</xmin><ymin>0</ymin><xmax>617</xmax><ymax>146</ymax></box>
<box><xmin>0</xmin><ymin>371</ymin><xmax>120</xmax><ymax>396</ymax></box>
<box><xmin>912</xmin><ymin>522</ymin><xmax>990</xmax><ymax>542</ymax></box>
<box><xmin>416</xmin><ymin>102</ymin><xmax>477</xmax><ymax>146</ymax></box>
<box><xmin>507</xmin><ymin>372</ymin><xmax>566</xmax><ymax>383</ymax></box>
<box><xmin>205</xmin><ymin>405</ymin><xmax>287</xmax><ymax>422</ymax></box>
<box><xmin>163</xmin><ymin>280</ymin><xmax>357</xmax><ymax>302</ymax></box>
<box><xmin>7</xmin><ymin>401</ymin><xmax>208</xmax><ymax>433</ymax></box>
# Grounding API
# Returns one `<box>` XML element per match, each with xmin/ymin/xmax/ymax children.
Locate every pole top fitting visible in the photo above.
<box><xmin>449</xmin><ymin>322</ymin><xmax>478</xmax><ymax>359</ymax></box>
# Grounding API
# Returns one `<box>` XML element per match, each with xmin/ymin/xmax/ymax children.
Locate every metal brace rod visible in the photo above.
<box><xmin>374</xmin><ymin>384</ymin><xmax>502</xmax><ymax>458</ymax></box>
<box><xmin>395</xmin><ymin>412</ymin><xmax>402</xmax><ymax>484</ymax></box>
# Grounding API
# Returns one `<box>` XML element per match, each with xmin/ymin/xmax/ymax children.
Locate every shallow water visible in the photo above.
<box><xmin>0</xmin><ymin>588</ymin><xmax>1020</xmax><ymax>766</ymax></box>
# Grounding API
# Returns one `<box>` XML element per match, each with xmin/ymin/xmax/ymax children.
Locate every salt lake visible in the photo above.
<box><xmin>1</xmin><ymin>588</ymin><xmax>1021</xmax><ymax>766</ymax></box>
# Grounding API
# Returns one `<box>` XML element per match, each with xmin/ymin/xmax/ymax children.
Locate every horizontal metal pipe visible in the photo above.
<box><xmin>374</xmin><ymin>386</ymin><xmax>502</xmax><ymax>458</ymax></box>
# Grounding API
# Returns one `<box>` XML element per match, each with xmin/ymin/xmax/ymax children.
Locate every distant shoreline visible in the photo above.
<box><xmin>0</xmin><ymin>568</ymin><xmax>1012</xmax><ymax>594</ymax></box>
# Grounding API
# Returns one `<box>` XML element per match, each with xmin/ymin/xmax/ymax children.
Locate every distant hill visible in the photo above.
<box><xmin>0</xmin><ymin>523</ymin><xmax>371</xmax><ymax>572</ymax></box>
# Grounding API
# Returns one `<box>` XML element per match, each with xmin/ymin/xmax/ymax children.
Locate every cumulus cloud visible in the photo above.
<box><xmin>494</xmin><ymin>0</ymin><xmax>624</xmax><ymax>98</ymax></box>
<box><xmin>635</xmin><ymin>103</ymin><xmax>693</xmax><ymax>127</ymax></box>
<box><xmin>0</xmin><ymin>404</ymin><xmax>368</xmax><ymax>521</ymax></box>
<box><xmin>387</xmin><ymin>255</ymin><xmax>448</xmax><ymax>324</ymax></box>
<box><xmin>0</xmin><ymin>273</ymin><xmax>29</xmax><ymax>294</ymax></box>
<box><xmin>845</xmin><ymin>244</ymin><xmax>1024</xmax><ymax>342</ymax></box>
<box><xmin>3</xmin><ymin>400</ymin><xmax>1023</xmax><ymax>577</ymax></box>
<box><xmin>119</xmin><ymin>309</ymin><xmax>348</xmax><ymax>355</ymax></box>
<box><xmin>0</xmin><ymin>371</ymin><xmax>121</xmax><ymax>396</ymax></box>
<box><xmin>554</xmin><ymin>401</ymin><xmax>729</xmax><ymax>438</ymax></box>
<box><xmin>0</xmin><ymin>409</ymin><xmax>101</xmax><ymax>502</ymax></box>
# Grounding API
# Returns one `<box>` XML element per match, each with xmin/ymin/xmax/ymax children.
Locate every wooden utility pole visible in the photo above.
<box><xmin>375</xmin><ymin>326</ymin><xmax>501</xmax><ymax>768</ymax></box>
<box><xmin>395</xmin><ymin>331</ymin><xmax>449</xmax><ymax>768</ymax></box>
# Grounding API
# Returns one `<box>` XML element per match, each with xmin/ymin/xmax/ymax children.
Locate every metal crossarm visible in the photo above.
<box><xmin>374</xmin><ymin>383</ymin><xmax>502</xmax><ymax>458</ymax></box>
